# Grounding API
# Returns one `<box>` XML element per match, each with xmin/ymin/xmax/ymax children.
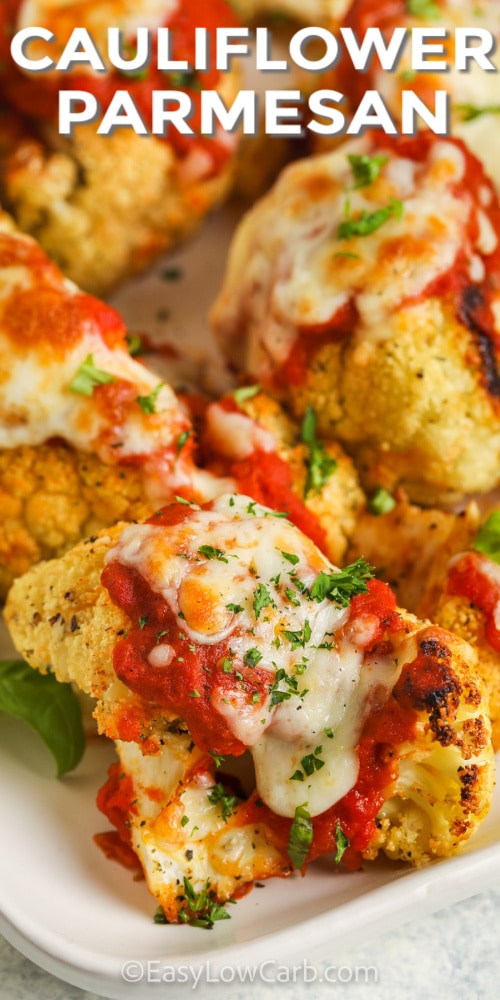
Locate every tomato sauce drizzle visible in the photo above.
<box><xmin>447</xmin><ymin>551</ymin><xmax>500</xmax><ymax>652</ymax></box>
<box><xmin>1</xmin><ymin>0</ymin><xmax>238</xmax><ymax>173</ymax></box>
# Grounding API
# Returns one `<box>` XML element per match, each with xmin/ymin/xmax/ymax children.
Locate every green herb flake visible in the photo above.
<box><xmin>153</xmin><ymin>906</ymin><xmax>168</xmax><ymax>924</ymax></box>
<box><xmin>472</xmin><ymin>511</ymin><xmax>500</xmax><ymax>564</ymax></box>
<box><xmin>136</xmin><ymin>382</ymin><xmax>164</xmax><ymax>415</ymax></box>
<box><xmin>244</xmin><ymin>648</ymin><xmax>263</xmax><ymax>669</ymax></box>
<box><xmin>138</xmin><ymin>616</ymin><xmax>149</xmax><ymax>630</ymax></box>
<box><xmin>178</xmin><ymin>877</ymin><xmax>234</xmax><ymax>929</ymax></box>
<box><xmin>233</xmin><ymin>384</ymin><xmax>260</xmax><ymax>404</ymax></box>
<box><xmin>180</xmin><ymin>815</ymin><xmax>189</xmax><ymax>827</ymax></box>
<box><xmin>279</xmin><ymin>550</ymin><xmax>300</xmax><ymax>566</ymax></box>
<box><xmin>69</xmin><ymin>354</ymin><xmax>115</xmax><ymax>397</ymax></box>
<box><xmin>126</xmin><ymin>334</ymin><xmax>143</xmax><ymax>356</ymax></box>
<box><xmin>300</xmin><ymin>406</ymin><xmax>337</xmax><ymax>497</ymax></box>
<box><xmin>269</xmin><ymin>668</ymin><xmax>300</xmax><ymax>706</ymax></box>
<box><xmin>335</xmin><ymin>821</ymin><xmax>350</xmax><ymax>863</ymax></box>
<box><xmin>209</xmin><ymin>750</ymin><xmax>225</xmax><ymax>768</ymax></box>
<box><xmin>198</xmin><ymin>545</ymin><xmax>228</xmax><ymax>563</ymax></box>
<box><xmin>338</xmin><ymin>198</ymin><xmax>404</xmax><ymax>241</ymax></box>
<box><xmin>287</xmin><ymin>803</ymin><xmax>313</xmax><ymax>869</ymax></box>
<box><xmin>188</xmin><ymin>689</ymin><xmax>200</xmax><ymax>699</ymax></box>
<box><xmin>207</xmin><ymin>783</ymin><xmax>240</xmax><ymax>822</ymax></box>
<box><xmin>176</xmin><ymin>429</ymin><xmax>192</xmax><ymax>456</ymax></box>
<box><xmin>406</xmin><ymin>0</ymin><xmax>442</xmax><ymax>19</ymax></box>
<box><xmin>455</xmin><ymin>103</ymin><xmax>500</xmax><ymax>122</ymax></box>
<box><xmin>369</xmin><ymin>487</ymin><xmax>396</xmax><ymax>516</ymax></box>
<box><xmin>324</xmin><ymin>727</ymin><xmax>334</xmax><ymax>739</ymax></box>
<box><xmin>0</xmin><ymin>659</ymin><xmax>84</xmax><ymax>777</ymax></box>
<box><xmin>282</xmin><ymin>620</ymin><xmax>312</xmax><ymax>651</ymax></box>
<box><xmin>253</xmin><ymin>583</ymin><xmax>275</xmax><ymax>619</ymax></box>
<box><xmin>348</xmin><ymin>153</ymin><xmax>389</xmax><ymax>190</ymax></box>
<box><xmin>227</xmin><ymin>603</ymin><xmax>244</xmax><ymax>614</ymax></box>
<box><xmin>310</xmin><ymin>557</ymin><xmax>375</xmax><ymax>607</ymax></box>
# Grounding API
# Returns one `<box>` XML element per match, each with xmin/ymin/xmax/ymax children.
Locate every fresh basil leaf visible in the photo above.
<box><xmin>0</xmin><ymin>659</ymin><xmax>85</xmax><ymax>776</ymax></box>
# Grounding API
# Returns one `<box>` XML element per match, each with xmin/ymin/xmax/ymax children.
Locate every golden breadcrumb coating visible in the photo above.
<box><xmin>347</xmin><ymin>494</ymin><xmax>476</xmax><ymax>613</ymax></box>
<box><xmin>0</xmin><ymin>444</ymin><xmax>154</xmax><ymax>599</ymax></box>
<box><xmin>4</xmin><ymin>511</ymin><xmax>494</xmax><ymax>919</ymax></box>
<box><xmin>0</xmin><ymin>114</ymin><xmax>235</xmax><ymax>297</ymax></box>
<box><xmin>212</xmin><ymin>134</ymin><xmax>500</xmax><ymax>504</ymax></box>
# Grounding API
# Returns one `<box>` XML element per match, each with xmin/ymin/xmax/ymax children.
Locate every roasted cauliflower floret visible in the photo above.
<box><xmin>417</xmin><ymin>509</ymin><xmax>500</xmax><ymax>750</ymax></box>
<box><xmin>0</xmin><ymin>0</ymin><xmax>240</xmax><ymax>295</ymax></box>
<box><xmin>199</xmin><ymin>389</ymin><xmax>365</xmax><ymax>564</ymax></box>
<box><xmin>5</xmin><ymin>495</ymin><xmax>494</xmax><ymax>921</ymax></box>
<box><xmin>212</xmin><ymin>133</ymin><xmax>500</xmax><ymax>504</ymax></box>
<box><xmin>0</xmin><ymin>206</ymin><xmax>202</xmax><ymax>594</ymax></box>
<box><xmin>347</xmin><ymin>494</ymin><xmax>478</xmax><ymax>613</ymax></box>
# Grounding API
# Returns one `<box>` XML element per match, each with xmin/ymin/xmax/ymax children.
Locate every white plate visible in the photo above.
<box><xmin>1</xmin><ymin>203</ymin><xmax>500</xmax><ymax>1000</ymax></box>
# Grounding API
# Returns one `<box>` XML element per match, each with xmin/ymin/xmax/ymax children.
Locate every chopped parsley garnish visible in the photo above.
<box><xmin>369</xmin><ymin>487</ymin><xmax>396</xmax><ymax>516</ymax></box>
<box><xmin>69</xmin><ymin>354</ymin><xmax>115</xmax><ymax>397</ymax></box>
<box><xmin>282</xmin><ymin>620</ymin><xmax>312</xmax><ymax>651</ymax></box>
<box><xmin>455</xmin><ymin>104</ymin><xmax>500</xmax><ymax>123</ymax></box>
<box><xmin>227</xmin><ymin>603</ymin><xmax>244</xmax><ymax>614</ymax></box>
<box><xmin>178</xmin><ymin>877</ymin><xmax>235</xmax><ymax>929</ymax></box>
<box><xmin>126</xmin><ymin>333</ymin><xmax>143</xmax><ymax>356</ymax></box>
<box><xmin>287</xmin><ymin>803</ymin><xmax>313</xmax><ymax>869</ymax></box>
<box><xmin>138</xmin><ymin>616</ymin><xmax>149</xmax><ymax>630</ymax></box>
<box><xmin>180</xmin><ymin>815</ymin><xmax>189</xmax><ymax>827</ymax></box>
<box><xmin>335</xmin><ymin>821</ymin><xmax>350</xmax><ymax>863</ymax></box>
<box><xmin>222</xmin><ymin>657</ymin><xmax>234</xmax><ymax>673</ymax></box>
<box><xmin>253</xmin><ymin>583</ymin><xmax>275</xmax><ymax>618</ymax></box>
<box><xmin>472</xmin><ymin>511</ymin><xmax>500</xmax><ymax>564</ymax></box>
<box><xmin>136</xmin><ymin>382</ymin><xmax>164</xmax><ymax>415</ymax></box>
<box><xmin>209</xmin><ymin>750</ymin><xmax>225</xmax><ymax>768</ymax></box>
<box><xmin>176</xmin><ymin>429</ymin><xmax>192</xmax><ymax>456</ymax></box>
<box><xmin>279</xmin><ymin>550</ymin><xmax>300</xmax><ymax>566</ymax></box>
<box><xmin>310</xmin><ymin>557</ymin><xmax>375</xmax><ymax>607</ymax></box>
<box><xmin>207</xmin><ymin>783</ymin><xmax>240</xmax><ymax>822</ymax></box>
<box><xmin>290</xmin><ymin>746</ymin><xmax>325</xmax><ymax>781</ymax></box>
<box><xmin>188</xmin><ymin>689</ymin><xmax>200</xmax><ymax>698</ymax></box>
<box><xmin>269</xmin><ymin>668</ymin><xmax>301</xmax><ymax>706</ymax></box>
<box><xmin>324</xmin><ymin>727</ymin><xmax>334</xmax><ymax>739</ymax></box>
<box><xmin>244</xmin><ymin>648</ymin><xmax>263</xmax><ymax>668</ymax></box>
<box><xmin>168</xmin><ymin>69</ymin><xmax>201</xmax><ymax>90</ymax></box>
<box><xmin>198</xmin><ymin>545</ymin><xmax>228</xmax><ymax>563</ymax></box>
<box><xmin>301</xmin><ymin>406</ymin><xmax>337</xmax><ymax>497</ymax></box>
<box><xmin>348</xmin><ymin>153</ymin><xmax>389</xmax><ymax>190</ymax></box>
<box><xmin>233</xmin><ymin>384</ymin><xmax>260</xmax><ymax>404</ymax></box>
<box><xmin>338</xmin><ymin>198</ymin><xmax>403</xmax><ymax>241</ymax></box>
<box><xmin>175</xmin><ymin>495</ymin><xmax>196</xmax><ymax>506</ymax></box>
<box><xmin>406</xmin><ymin>0</ymin><xmax>441</xmax><ymax>18</ymax></box>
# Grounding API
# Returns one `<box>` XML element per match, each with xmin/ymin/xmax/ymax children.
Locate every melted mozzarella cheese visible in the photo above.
<box><xmin>0</xmin><ymin>220</ymin><xmax>191</xmax><ymax>498</ymax></box>
<box><xmin>213</xmin><ymin>136</ymin><xmax>487</xmax><ymax>376</ymax></box>
<box><xmin>107</xmin><ymin>493</ymin><xmax>409</xmax><ymax>817</ymax></box>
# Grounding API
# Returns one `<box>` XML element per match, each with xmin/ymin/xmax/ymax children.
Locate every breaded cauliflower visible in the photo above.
<box><xmin>347</xmin><ymin>493</ymin><xmax>477</xmax><ymax>613</ymax></box>
<box><xmin>0</xmin><ymin>0</ymin><xmax>240</xmax><ymax>295</ymax></box>
<box><xmin>0</xmin><ymin>206</ymin><xmax>202</xmax><ymax>594</ymax></box>
<box><xmin>212</xmin><ymin>133</ymin><xmax>500</xmax><ymax>504</ymax></box>
<box><xmin>418</xmin><ymin>508</ymin><xmax>500</xmax><ymax>750</ymax></box>
<box><xmin>5</xmin><ymin>495</ymin><xmax>494</xmax><ymax>921</ymax></box>
<box><xmin>336</xmin><ymin>0</ymin><xmax>500</xmax><ymax>195</ymax></box>
<box><xmin>199</xmin><ymin>388</ymin><xmax>365</xmax><ymax>564</ymax></box>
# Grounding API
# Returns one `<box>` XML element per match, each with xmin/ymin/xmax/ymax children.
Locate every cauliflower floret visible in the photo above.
<box><xmin>347</xmin><ymin>494</ymin><xmax>478</xmax><ymax>613</ymax></box>
<box><xmin>0</xmin><ymin>0</ymin><xmax>240</xmax><ymax>295</ymax></box>
<box><xmin>212</xmin><ymin>133</ymin><xmax>500</xmax><ymax>504</ymax></box>
<box><xmin>4</xmin><ymin>496</ymin><xmax>494</xmax><ymax>921</ymax></box>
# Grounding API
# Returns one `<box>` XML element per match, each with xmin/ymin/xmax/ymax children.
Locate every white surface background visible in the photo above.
<box><xmin>2</xmin><ymin>887</ymin><xmax>500</xmax><ymax>1000</ymax></box>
